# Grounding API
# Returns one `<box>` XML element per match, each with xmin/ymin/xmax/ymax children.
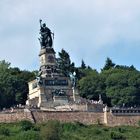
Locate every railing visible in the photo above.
<box><xmin>111</xmin><ymin>108</ymin><xmax>140</xmax><ymax>116</ymax></box>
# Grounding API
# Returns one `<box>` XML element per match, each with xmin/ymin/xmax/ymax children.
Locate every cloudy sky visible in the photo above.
<box><xmin>1</xmin><ymin>0</ymin><xmax>140</xmax><ymax>71</ymax></box>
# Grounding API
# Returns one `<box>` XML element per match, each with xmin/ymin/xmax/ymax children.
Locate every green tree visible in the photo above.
<box><xmin>115</xmin><ymin>65</ymin><xmax>136</xmax><ymax>71</ymax></box>
<box><xmin>75</xmin><ymin>67</ymin><xmax>94</xmax><ymax>80</ymax></box>
<box><xmin>78</xmin><ymin>70</ymin><xmax>106</xmax><ymax>101</ymax></box>
<box><xmin>0</xmin><ymin>60</ymin><xmax>15</xmax><ymax>108</ymax></box>
<box><xmin>15</xmin><ymin>70</ymin><xmax>35</xmax><ymax>105</ymax></box>
<box><xmin>102</xmin><ymin>57</ymin><xmax>115</xmax><ymax>71</ymax></box>
<box><xmin>57</xmin><ymin>49</ymin><xmax>75</xmax><ymax>77</ymax></box>
<box><xmin>103</xmin><ymin>68</ymin><xmax>140</xmax><ymax>106</ymax></box>
<box><xmin>0</xmin><ymin>60</ymin><xmax>35</xmax><ymax>109</ymax></box>
<box><xmin>81</xmin><ymin>59</ymin><xmax>86</xmax><ymax>69</ymax></box>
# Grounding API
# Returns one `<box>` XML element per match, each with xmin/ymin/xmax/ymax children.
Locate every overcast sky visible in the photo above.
<box><xmin>1</xmin><ymin>0</ymin><xmax>140</xmax><ymax>71</ymax></box>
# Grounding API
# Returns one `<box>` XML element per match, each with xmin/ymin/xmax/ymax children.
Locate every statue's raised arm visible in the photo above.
<box><xmin>38</xmin><ymin>19</ymin><xmax>53</xmax><ymax>49</ymax></box>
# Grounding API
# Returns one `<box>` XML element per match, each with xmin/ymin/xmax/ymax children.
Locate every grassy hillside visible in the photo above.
<box><xmin>0</xmin><ymin>120</ymin><xmax>140</xmax><ymax>140</ymax></box>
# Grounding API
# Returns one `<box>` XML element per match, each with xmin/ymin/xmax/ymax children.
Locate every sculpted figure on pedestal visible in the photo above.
<box><xmin>39</xmin><ymin>19</ymin><xmax>54</xmax><ymax>48</ymax></box>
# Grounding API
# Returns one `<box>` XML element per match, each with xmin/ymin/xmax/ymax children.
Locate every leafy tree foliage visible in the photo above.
<box><xmin>104</xmin><ymin>68</ymin><xmax>140</xmax><ymax>106</ymax></box>
<box><xmin>57</xmin><ymin>49</ymin><xmax>75</xmax><ymax>77</ymax></box>
<box><xmin>78</xmin><ymin>58</ymin><xmax>140</xmax><ymax>107</ymax></box>
<box><xmin>0</xmin><ymin>60</ymin><xmax>35</xmax><ymax>109</ymax></box>
<box><xmin>115</xmin><ymin>64</ymin><xmax>136</xmax><ymax>71</ymax></box>
<box><xmin>75</xmin><ymin>67</ymin><xmax>92</xmax><ymax>80</ymax></box>
<box><xmin>102</xmin><ymin>57</ymin><xmax>115</xmax><ymax>71</ymax></box>
<box><xmin>78</xmin><ymin>70</ymin><xmax>104</xmax><ymax>99</ymax></box>
<box><xmin>81</xmin><ymin>59</ymin><xmax>86</xmax><ymax>69</ymax></box>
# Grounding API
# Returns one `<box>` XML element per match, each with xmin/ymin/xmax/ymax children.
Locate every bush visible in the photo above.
<box><xmin>0</xmin><ymin>126</ymin><xmax>10</xmax><ymax>136</ymax></box>
<box><xmin>40</xmin><ymin>120</ymin><xmax>61</xmax><ymax>140</ymax></box>
<box><xmin>103</xmin><ymin>128</ymin><xmax>109</xmax><ymax>132</ymax></box>
<box><xmin>32</xmin><ymin>125</ymin><xmax>40</xmax><ymax>131</ymax></box>
<box><xmin>118</xmin><ymin>127</ymin><xmax>126</xmax><ymax>133</ymax></box>
<box><xmin>110</xmin><ymin>131</ymin><xmax>126</xmax><ymax>140</ymax></box>
<box><xmin>92</xmin><ymin>128</ymin><xmax>102</xmax><ymax>135</ymax></box>
<box><xmin>75</xmin><ymin>121</ymin><xmax>86</xmax><ymax>127</ymax></box>
<box><xmin>15</xmin><ymin>130</ymin><xmax>40</xmax><ymax>140</ymax></box>
<box><xmin>19</xmin><ymin>120</ymin><xmax>34</xmax><ymax>131</ymax></box>
<box><xmin>0</xmin><ymin>135</ymin><xmax>6</xmax><ymax>140</ymax></box>
<box><xmin>62</xmin><ymin>122</ymin><xmax>78</xmax><ymax>132</ymax></box>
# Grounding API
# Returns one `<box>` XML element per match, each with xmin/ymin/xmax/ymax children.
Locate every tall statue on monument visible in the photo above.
<box><xmin>38</xmin><ymin>19</ymin><xmax>54</xmax><ymax>48</ymax></box>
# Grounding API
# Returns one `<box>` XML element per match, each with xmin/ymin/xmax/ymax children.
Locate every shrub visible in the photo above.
<box><xmin>15</xmin><ymin>130</ymin><xmax>40</xmax><ymax>140</ymax></box>
<box><xmin>92</xmin><ymin>128</ymin><xmax>102</xmax><ymax>135</ymax></box>
<box><xmin>0</xmin><ymin>126</ymin><xmax>10</xmax><ymax>136</ymax></box>
<box><xmin>0</xmin><ymin>135</ymin><xmax>6</xmax><ymax>140</ymax></box>
<box><xmin>32</xmin><ymin>125</ymin><xmax>40</xmax><ymax>131</ymax></box>
<box><xmin>62</xmin><ymin>122</ymin><xmax>78</xmax><ymax>132</ymax></box>
<box><xmin>40</xmin><ymin>120</ymin><xmax>61</xmax><ymax>140</ymax></box>
<box><xmin>103</xmin><ymin>128</ymin><xmax>109</xmax><ymax>132</ymax></box>
<box><xmin>75</xmin><ymin>121</ymin><xmax>86</xmax><ymax>127</ymax></box>
<box><xmin>118</xmin><ymin>127</ymin><xmax>126</xmax><ymax>133</ymax></box>
<box><xmin>19</xmin><ymin>120</ymin><xmax>34</xmax><ymax>131</ymax></box>
<box><xmin>110</xmin><ymin>131</ymin><xmax>126</xmax><ymax>140</ymax></box>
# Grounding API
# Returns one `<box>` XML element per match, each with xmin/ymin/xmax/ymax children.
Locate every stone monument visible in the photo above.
<box><xmin>26</xmin><ymin>20</ymin><xmax>105</xmax><ymax>112</ymax></box>
<box><xmin>26</xmin><ymin>20</ymin><xmax>74</xmax><ymax>109</ymax></box>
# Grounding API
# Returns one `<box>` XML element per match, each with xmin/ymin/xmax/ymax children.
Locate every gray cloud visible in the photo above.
<box><xmin>0</xmin><ymin>0</ymin><xmax>140</xmax><ymax>71</ymax></box>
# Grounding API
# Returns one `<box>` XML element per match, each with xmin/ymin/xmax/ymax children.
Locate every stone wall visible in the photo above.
<box><xmin>106</xmin><ymin>112</ymin><xmax>140</xmax><ymax>126</ymax></box>
<box><xmin>1</xmin><ymin>110</ymin><xmax>140</xmax><ymax>126</ymax></box>
<box><xmin>32</xmin><ymin>111</ymin><xmax>104</xmax><ymax>125</ymax></box>
<box><xmin>0</xmin><ymin>110</ymin><xmax>34</xmax><ymax>123</ymax></box>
